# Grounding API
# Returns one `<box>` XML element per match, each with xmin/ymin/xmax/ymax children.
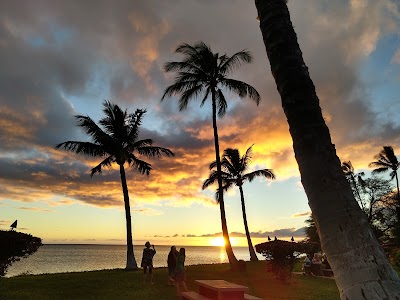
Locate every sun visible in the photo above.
<box><xmin>209</xmin><ymin>237</ymin><xmax>226</xmax><ymax>247</ymax></box>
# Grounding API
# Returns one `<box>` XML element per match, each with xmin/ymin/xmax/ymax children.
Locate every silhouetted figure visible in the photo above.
<box><xmin>311</xmin><ymin>253</ymin><xmax>322</xmax><ymax>276</ymax></box>
<box><xmin>303</xmin><ymin>254</ymin><xmax>312</xmax><ymax>275</ymax></box>
<box><xmin>141</xmin><ymin>241</ymin><xmax>156</xmax><ymax>284</ymax></box>
<box><xmin>10</xmin><ymin>220</ymin><xmax>17</xmax><ymax>231</ymax></box>
<box><xmin>167</xmin><ymin>246</ymin><xmax>179</xmax><ymax>285</ymax></box>
<box><xmin>173</xmin><ymin>248</ymin><xmax>188</xmax><ymax>296</ymax></box>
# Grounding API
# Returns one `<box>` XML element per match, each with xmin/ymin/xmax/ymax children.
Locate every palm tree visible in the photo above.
<box><xmin>203</xmin><ymin>145</ymin><xmax>275</xmax><ymax>261</ymax></box>
<box><xmin>56</xmin><ymin>101</ymin><xmax>174</xmax><ymax>270</ymax></box>
<box><xmin>369</xmin><ymin>146</ymin><xmax>400</xmax><ymax>201</ymax></box>
<box><xmin>255</xmin><ymin>0</ymin><xmax>400</xmax><ymax>297</ymax></box>
<box><xmin>341</xmin><ymin>161</ymin><xmax>366</xmax><ymax>210</ymax></box>
<box><xmin>369</xmin><ymin>146</ymin><xmax>400</xmax><ymax>238</ymax></box>
<box><xmin>161</xmin><ymin>42</ymin><xmax>260</xmax><ymax>269</ymax></box>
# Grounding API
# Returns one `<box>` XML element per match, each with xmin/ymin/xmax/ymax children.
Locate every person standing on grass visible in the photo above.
<box><xmin>173</xmin><ymin>248</ymin><xmax>188</xmax><ymax>296</ymax></box>
<box><xmin>141</xmin><ymin>241</ymin><xmax>156</xmax><ymax>284</ymax></box>
<box><xmin>167</xmin><ymin>246</ymin><xmax>178</xmax><ymax>286</ymax></box>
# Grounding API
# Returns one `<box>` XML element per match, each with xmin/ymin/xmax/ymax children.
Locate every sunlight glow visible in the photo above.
<box><xmin>209</xmin><ymin>237</ymin><xmax>226</xmax><ymax>247</ymax></box>
<box><xmin>209</xmin><ymin>237</ymin><xmax>240</xmax><ymax>247</ymax></box>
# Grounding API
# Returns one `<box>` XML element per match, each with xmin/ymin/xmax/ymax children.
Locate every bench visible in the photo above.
<box><xmin>244</xmin><ymin>293</ymin><xmax>263</xmax><ymax>300</ymax></box>
<box><xmin>181</xmin><ymin>291</ymin><xmax>211</xmax><ymax>300</ymax></box>
<box><xmin>322</xmin><ymin>269</ymin><xmax>334</xmax><ymax>277</ymax></box>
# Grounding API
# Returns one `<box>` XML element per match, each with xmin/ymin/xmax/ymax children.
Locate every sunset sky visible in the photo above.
<box><xmin>1</xmin><ymin>0</ymin><xmax>400</xmax><ymax>247</ymax></box>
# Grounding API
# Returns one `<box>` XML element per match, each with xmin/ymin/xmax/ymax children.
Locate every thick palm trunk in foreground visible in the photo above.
<box><xmin>255</xmin><ymin>0</ymin><xmax>400</xmax><ymax>298</ymax></box>
<box><xmin>119</xmin><ymin>164</ymin><xmax>138</xmax><ymax>270</ymax></box>
<box><xmin>212</xmin><ymin>92</ymin><xmax>239</xmax><ymax>269</ymax></box>
<box><xmin>239</xmin><ymin>186</ymin><xmax>258</xmax><ymax>261</ymax></box>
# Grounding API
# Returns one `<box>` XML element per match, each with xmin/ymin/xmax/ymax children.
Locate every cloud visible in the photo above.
<box><xmin>0</xmin><ymin>0</ymin><xmax>399</xmax><ymax>215</ymax></box>
<box><xmin>17</xmin><ymin>206</ymin><xmax>54</xmax><ymax>213</ymax></box>
<box><xmin>133</xmin><ymin>208</ymin><xmax>164</xmax><ymax>216</ymax></box>
<box><xmin>291</xmin><ymin>211</ymin><xmax>311</xmax><ymax>218</ymax></box>
<box><xmin>181</xmin><ymin>228</ymin><xmax>306</xmax><ymax>239</ymax></box>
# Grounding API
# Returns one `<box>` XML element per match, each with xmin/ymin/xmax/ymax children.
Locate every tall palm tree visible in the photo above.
<box><xmin>255</xmin><ymin>0</ymin><xmax>400</xmax><ymax>297</ymax></box>
<box><xmin>203</xmin><ymin>145</ymin><xmax>275</xmax><ymax>261</ymax></box>
<box><xmin>161</xmin><ymin>42</ymin><xmax>260</xmax><ymax>269</ymax></box>
<box><xmin>56</xmin><ymin>101</ymin><xmax>174</xmax><ymax>270</ymax></box>
<box><xmin>341</xmin><ymin>161</ymin><xmax>366</xmax><ymax>210</ymax></box>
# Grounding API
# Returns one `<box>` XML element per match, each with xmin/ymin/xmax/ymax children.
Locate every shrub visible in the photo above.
<box><xmin>0</xmin><ymin>230</ymin><xmax>42</xmax><ymax>277</ymax></box>
<box><xmin>255</xmin><ymin>239</ymin><xmax>319</xmax><ymax>281</ymax></box>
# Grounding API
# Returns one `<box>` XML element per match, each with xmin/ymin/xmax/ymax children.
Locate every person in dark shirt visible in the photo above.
<box><xmin>173</xmin><ymin>248</ymin><xmax>188</xmax><ymax>296</ymax></box>
<box><xmin>141</xmin><ymin>241</ymin><xmax>156</xmax><ymax>284</ymax></box>
<box><xmin>167</xmin><ymin>246</ymin><xmax>179</xmax><ymax>285</ymax></box>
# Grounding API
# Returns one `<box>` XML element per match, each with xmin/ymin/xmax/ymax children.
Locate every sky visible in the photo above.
<box><xmin>1</xmin><ymin>0</ymin><xmax>400</xmax><ymax>248</ymax></box>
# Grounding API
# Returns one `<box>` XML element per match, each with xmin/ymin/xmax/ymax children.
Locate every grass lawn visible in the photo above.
<box><xmin>0</xmin><ymin>261</ymin><xmax>339</xmax><ymax>300</ymax></box>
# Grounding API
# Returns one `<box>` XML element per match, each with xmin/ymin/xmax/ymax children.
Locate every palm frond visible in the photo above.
<box><xmin>219</xmin><ymin>50</ymin><xmax>252</xmax><ymax>75</ymax></box>
<box><xmin>127</xmin><ymin>109</ymin><xmax>147</xmax><ymax>143</ymax></box>
<box><xmin>221</xmin><ymin>148</ymin><xmax>240</xmax><ymax>175</ymax></box>
<box><xmin>161</xmin><ymin>80</ymin><xmax>199</xmax><ymax>102</ymax></box>
<box><xmin>209</xmin><ymin>160</ymin><xmax>217</xmax><ymax>170</ymax></box>
<box><xmin>243</xmin><ymin>169</ymin><xmax>275</xmax><ymax>183</ymax></box>
<box><xmin>127</xmin><ymin>155</ymin><xmax>153</xmax><ymax>175</ymax></box>
<box><xmin>220</xmin><ymin>78</ymin><xmax>260</xmax><ymax>104</ymax></box>
<box><xmin>99</xmin><ymin>101</ymin><xmax>128</xmax><ymax>138</ymax></box>
<box><xmin>164</xmin><ymin>61</ymin><xmax>204</xmax><ymax>74</ymax></box>
<box><xmin>74</xmin><ymin>115</ymin><xmax>113</xmax><ymax>147</ymax></box>
<box><xmin>55</xmin><ymin>141</ymin><xmax>107</xmax><ymax>157</ymax></box>
<box><xmin>200</xmin><ymin>87</ymin><xmax>211</xmax><ymax>107</ymax></box>
<box><xmin>202</xmin><ymin>170</ymin><xmax>218</xmax><ymax>190</ymax></box>
<box><xmin>90</xmin><ymin>155</ymin><xmax>114</xmax><ymax>177</ymax></box>
<box><xmin>136</xmin><ymin>146</ymin><xmax>175</xmax><ymax>158</ymax></box>
<box><xmin>242</xmin><ymin>145</ymin><xmax>254</xmax><ymax>171</ymax></box>
<box><xmin>215</xmin><ymin>89</ymin><xmax>227</xmax><ymax>117</ymax></box>
<box><xmin>179</xmin><ymin>85</ymin><xmax>205</xmax><ymax>111</ymax></box>
<box><xmin>371</xmin><ymin>166</ymin><xmax>390</xmax><ymax>174</ymax></box>
<box><xmin>215</xmin><ymin>180</ymin><xmax>235</xmax><ymax>202</ymax></box>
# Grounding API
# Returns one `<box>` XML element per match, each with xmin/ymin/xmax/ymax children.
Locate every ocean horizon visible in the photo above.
<box><xmin>6</xmin><ymin>244</ymin><xmax>264</xmax><ymax>278</ymax></box>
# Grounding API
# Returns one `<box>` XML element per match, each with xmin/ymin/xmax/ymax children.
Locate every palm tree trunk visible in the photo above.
<box><xmin>238</xmin><ymin>185</ymin><xmax>258</xmax><ymax>261</ymax></box>
<box><xmin>395</xmin><ymin>172</ymin><xmax>400</xmax><ymax>203</ymax></box>
<box><xmin>119</xmin><ymin>164</ymin><xmax>138</xmax><ymax>270</ymax></box>
<box><xmin>211</xmin><ymin>89</ymin><xmax>239</xmax><ymax>270</ymax></box>
<box><xmin>351</xmin><ymin>174</ymin><xmax>365</xmax><ymax>211</ymax></box>
<box><xmin>255</xmin><ymin>0</ymin><xmax>400</xmax><ymax>298</ymax></box>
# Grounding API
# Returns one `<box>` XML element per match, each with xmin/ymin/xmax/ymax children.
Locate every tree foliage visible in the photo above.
<box><xmin>0</xmin><ymin>230</ymin><xmax>42</xmax><ymax>277</ymax></box>
<box><xmin>56</xmin><ymin>101</ymin><xmax>174</xmax><ymax>270</ymax></box>
<box><xmin>304</xmin><ymin>215</ymin><xmax>321</xmax><ymax>249</ymax></box>
<box><xmin>255</xmin><ymin>239</ymin><xmax>318</xmax><ymax>281</ymax></box>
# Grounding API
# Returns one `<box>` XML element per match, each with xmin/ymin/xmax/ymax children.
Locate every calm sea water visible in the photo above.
<box><xmin>6</xmin><ymin>244</ymin><xmax>263</xmax><ymax>277</ymax></box>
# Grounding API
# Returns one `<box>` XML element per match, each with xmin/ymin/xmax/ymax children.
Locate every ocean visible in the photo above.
<box><xmin>6</xmin><ymin>244</ymin><xmax>264</xmax><ymax>277</ymax></box>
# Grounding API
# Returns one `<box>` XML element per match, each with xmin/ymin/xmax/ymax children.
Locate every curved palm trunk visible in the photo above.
<box><xmin>238</xmin><ymin>185</ymin><xmax>258</xmax><ymax>261</ymax></box>
<box><xmin>211</xmin><ymin>90</ymin><xmax>239</xmax><ymax>270</ymax></box>
<box><xmin>255</xmin><ymin>0</ymin><xmax>400</xmax><ymax>298</ymax></box>
<box><xmin>119</xmin><ymin>164</ymin><xmax>138</xmax><ymax>270</ymax></box>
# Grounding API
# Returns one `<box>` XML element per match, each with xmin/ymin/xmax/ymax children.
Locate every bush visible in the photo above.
<box><xmin>255</xmin><ymin>239</ymin><xmax>319</xmax><ymax>281</ymax></box>
<box><xmin>0</xmin><ymin>230</ymin><xmax>42</xmax><ymax>277</ymax></box>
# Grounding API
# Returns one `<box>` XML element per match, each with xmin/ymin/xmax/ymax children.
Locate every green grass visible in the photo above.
<box><xmin>0</xmin><ymin>261</ymin><xmax>339</xmax><ymax>300</ymax></box>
